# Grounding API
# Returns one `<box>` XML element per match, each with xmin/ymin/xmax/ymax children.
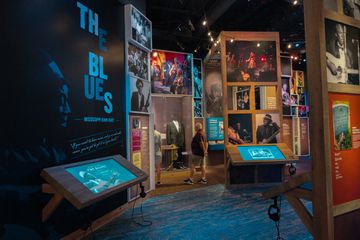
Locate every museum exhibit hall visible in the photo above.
<box><xmin>2</xmin><ymin>0</ymin><xmax>360</xmax><ymax>239</ymax></box>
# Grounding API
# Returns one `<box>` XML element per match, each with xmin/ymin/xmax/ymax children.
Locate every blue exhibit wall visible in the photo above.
<box><xmin>0</xmin><ymin>0</ymin><xmax>141</xmax><ymax>238</ymax></box>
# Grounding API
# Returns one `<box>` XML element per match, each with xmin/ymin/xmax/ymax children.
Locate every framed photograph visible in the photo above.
<box><xmin>130</xmin><ymin>77</ymin><xmax>151</xmax><ymax>113</ymax></box>
<box><xmin>343</xmin><ymin>0</ymin><xmax>360</xmax><ymax>20</ymax></box>
<box><xmin>294</xmin><ymin>71</ymin><xmax>304</xmax><ymax>87</ymax></box>
<box><xmin>282</xmin><ymin>77</ymin><xmax>291</xmax><ymax>116</ymax></box>
<box><xmin>325</xmin><ymin>19</ymin><xmax>359</xmax><ymax>85</ymax></box>
<box><xmin>150</xmin><ymin>50</ymin><xmax>193</xmax><ymax>95</ymax></box>
<box><xmin>128</xmin><ymin>43</ymin><xmax>148</xmax><ymax>80</ymax></box>
<box><xmin>255</xmin><ymin>113</ymin><xmax>281</xmax><ymax>144</ymax></box>
<box><xmin>194</xmin><ymin>58</ymin><xmax>203</xmax><ymax>98</ymax></box>
<box><xmin>291</xmin><ymin>106</ymin><xmax>298</xmax><ymax>116</ymax></box>
<box><xmin>228</xmin><ymin>114</ymin><xmax>253</xmax><ymax>144</ymax></box>
<box><xmin>205</xmin><ymin>70</ymin><xmax>223</xmax><ymax>117</ymax></box>
<box><xmin>291</xmin><ymin>94</ymin><xmax>299</xmax><ymax>105</ymax></box>
<box><xmin>298</xmin><ymin>105</ymin><xmax>308</xmax><ymax>117</ymax></box>
<box><xmin>299</xmin><ymin>92</ymin><xmax>307</xmax><ymax>106</ymax></box>
<box><xmin>194</xmin><ymin>99</ymin><xmax>203</xmax><ymax>118</ymax></box>
<box><xmin>225</xmin><ymin>40</ymin><xmax>277</xmax><ymax>82</ymax></box>
<box><xmin>255</xmin><ymin>86</ymin><xmax>277</xmax><ymax>110</ymax></box>
<box><xmin>127</xmin><ymin>5</ymin><xmax>152</xmax><ymax>51</ymax></box>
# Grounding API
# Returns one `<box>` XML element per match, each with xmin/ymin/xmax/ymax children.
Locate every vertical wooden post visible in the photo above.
<box><xmin>303</xmin><ymin>0</ymin><xmax>334</xmax><ymax>239</ymax></box>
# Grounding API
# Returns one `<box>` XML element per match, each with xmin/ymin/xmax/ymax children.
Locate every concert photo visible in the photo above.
<box><xmin>194</xmin><ymin>99</ymin><xmax>202</xmax><ymax>117</ymax></box>
<box><xmin>228</xmin><ymin>114</ymin><xmax>253</xmax><ymax>144</ymax></box>
<box><xmin>131</xmin><ymin>6</ymin><xmax>152</xmax><ymax>50</ymax></box>
<box><xmin>130</xmin><ymin>77</ymin><xmax>151</xmax><ymax>113</ymax></box>
<box><xmin>128</xmin><ymin>43</ymin><xmax>148</xmax><ymax>80</ymax></box>
<box><xmin>150</xmin><ymin>50</ymin><xmax>193</xmax><ymax>95</ymax></box>
<box><xmin>226</xmin><ymin>40</ymin><xmax>277</xmax><ymax>82</ymax></box>
<box><xmin>325</xmin><ymin>19</ymin><xmax>359</xmax><ymax>85</ymax></box>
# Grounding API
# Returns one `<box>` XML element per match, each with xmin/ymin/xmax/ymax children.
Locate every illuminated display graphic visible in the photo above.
<box><xmin>237</xmin><ymin>146</ymin><xmax>285</xmax><ymax>161</ymax></box>
<box><xmin>66</xmin><ymin>159</ymin><xmax>137</xmax><ymax>194</ymax></box>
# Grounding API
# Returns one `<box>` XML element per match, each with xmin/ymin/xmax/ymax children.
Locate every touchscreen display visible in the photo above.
<box><xmin>237</xmin><ymin>146</ymin><xmax>286</xmax><ymax>161</ymax></box>
<box><xmin>66</xmin><ymin>159</ymin><xmax>137</xmax><ymax>194</ymax></box>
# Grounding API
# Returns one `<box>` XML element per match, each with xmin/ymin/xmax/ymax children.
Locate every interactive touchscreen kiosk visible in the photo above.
<box><xmin>237</xmin><ymin>145</ymin><xmax>286</xmax><ymax>161</ymax></box>
<box><xmin>225</xmin><ymin>143</ymin><xmax>298</xmax><ymax>185</ymax></box>
<box><xmin>41</xmin><ymin>155</ymin><xmax>147</xmax><ymax>221</ymax></box>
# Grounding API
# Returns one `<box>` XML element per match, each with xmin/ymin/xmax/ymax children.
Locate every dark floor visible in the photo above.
<box><xmin>90</xmin><ymin>184</ymin><xmax>313</xmax><ymax>240</ymax></box>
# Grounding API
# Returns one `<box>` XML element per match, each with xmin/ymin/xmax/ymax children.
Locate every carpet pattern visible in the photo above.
<box><xmin>91</xmin><ymin>184</ymin><xmax>313</xmax><ymax>240</ymax></box>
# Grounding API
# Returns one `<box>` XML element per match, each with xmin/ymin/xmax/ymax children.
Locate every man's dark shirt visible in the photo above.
<box><xmin>191</xmin><ymin>132</ymin><xmax>205</xmax><ymax>157</ymax></box>
<box><xmin>256</xmin><ymin>122</ymin><xmax>280</xmax><ymax>144</ymax></box>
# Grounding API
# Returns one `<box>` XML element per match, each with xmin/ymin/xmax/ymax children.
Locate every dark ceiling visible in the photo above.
<box><xmin>146</xmin><ymin>0</ymin><xmax>305</xmax><ymax>60</ymax></box>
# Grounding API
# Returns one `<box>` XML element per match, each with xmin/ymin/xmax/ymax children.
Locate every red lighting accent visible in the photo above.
<box><xmin>259</xmin><ymin>56</ymin><xmax>266</xmax><ymax>62</ymax></box>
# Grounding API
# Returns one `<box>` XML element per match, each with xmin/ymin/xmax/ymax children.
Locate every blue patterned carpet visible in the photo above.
<box><xmin>91</xmin><ymin>184</ymin><xmax>313</xmax><ymax>240</ymax></box>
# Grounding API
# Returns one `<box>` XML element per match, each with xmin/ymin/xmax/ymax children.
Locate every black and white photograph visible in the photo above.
<box><xmin>325</xmin><ymin>19</ymin><xmax>360</xmax><ymax>85</ymax></box>
<box><xmin>194</xmin><ymin>99</ymin><xmax>203</xmax><ymax>118</ymax></box>
<box><xmin>343</xmin><ymin>0</ymin><xmax>360</xmax><ymax>20</ymax></box>
<box><xmin>281</xmin><ymin>56</ymin><xmax>292</xmax><ymax>76</ymax></box>
<box><xmin>282</xmin><ymin>77</ymin><xmax>292</xmax><ymax>116</ymax></box>
<box><xmin>128</xmin><ymin>43</ymin><xmax>148</xmax><ymax>80</ymax></box>
<box><xmin>131</xmin><ymin>6</ymin><xmax>152</xmax><ymax>51</ymax></box>
<box><xmin>130</xmin><ymin>77</ymin><xmax>151</xmax><ymax>113</ymax></box>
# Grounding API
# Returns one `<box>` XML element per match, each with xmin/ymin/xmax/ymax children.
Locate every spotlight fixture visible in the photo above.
<box><xmin>257</xmin><ymin>43</ymin><xmax>261</xmax><ymax>47</ymax></box>
<box><xmin>208</xmin><ymin>32</ymin><xmax>211</xmax><ymax>36</ymax></box>
<box><xmin>194</xmin><ymin>49</ymin><xmax>198</xmax><ymax>53</ymax></box>
<box><xmin>202</xmin><ymin>20</ymin><xmax>207</xmax><ymax>26</ymax></box>
<box><xmin>210</xmin><ymin>37</ymin><xmax>214</xmax><ymax>42</ymax></box>
<box><xmin>152</xmin><ymin>52</ymin><xmax>158</xmax><ymax>58</ymax></box>
<box><xmin>291</xmin><ymin>56</ymin><xmax>294</xmax><ymax>59</ymax></box>
<box><xmin>287</xmin><ymin>43</ymin><xmax>292</xmax><ymax>49</ymax></box>
<box><xmin>230</xmin><ymin>39</ymin><xmax>234</xmax><ymax>43</ymax></box>
<box><xmin>295</xmin><ymin>43</ymin><xmax>300</xmax><ymax>48</ymax></box>
<box><xmin>294</xmin><ymin>56</ymin><xmax>298</xmax><ymax>60</ymax></box>
<box><xmin>214</xmin><ymin>43</ymin><xmax>217</xmax><ymax>47</ymax></box>
<box><xmin>293</xmin><ymin>0</ymin><xmax>298</xmax><ymax>5</ymax></box>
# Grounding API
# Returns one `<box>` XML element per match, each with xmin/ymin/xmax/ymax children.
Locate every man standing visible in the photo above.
<box><xmin>131</xmin><ymin>79</ymin><xmax>145</xmax><ymax>112</ymax></box>
<box><xmin>256</xmin><ymin>114</ymin><xmax>280</xmax><ymax>144</ymax></box>
<box><xmin>184</xmin><ymin>123</ymin><xmax>208</xmax><ymax>185</ymax></box>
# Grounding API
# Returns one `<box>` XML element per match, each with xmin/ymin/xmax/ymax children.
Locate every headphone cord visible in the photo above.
<box><xmin>131</xmin><ymin>185</ymin><xmax>152</xmax><ymax>227</ymax></box>
<box><xmin>275</xmin><ymin>195</ymin><xmax>283</xmax><ymax>240</ymax></box>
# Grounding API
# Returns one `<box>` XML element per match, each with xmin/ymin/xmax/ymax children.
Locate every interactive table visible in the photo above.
<box><xmin>41</xmin><ymin>155</ymin><xmax>147</xmax><ymax>222</ymax></box>
<box><xmin>225</xmin><ymin>143</ymin><xmax>298</xmax><ymax>185</ymax></box>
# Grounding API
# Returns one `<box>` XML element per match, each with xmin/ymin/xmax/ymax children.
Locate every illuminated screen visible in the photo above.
<box><xmin>237</xmin><ymin>146</ymin><xmax>285</xmax><ymax>161</ymax></box>
<box><xmin>66</xmin><ymin>159</ymin><xmax>137</xmax><ymax>194</ymax></box>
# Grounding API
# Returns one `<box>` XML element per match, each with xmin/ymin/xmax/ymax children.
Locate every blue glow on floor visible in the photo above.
<box><xmin>92</xmin><ymin>184</ymin><xmax>313</xmax><ymax>240</ymax></box>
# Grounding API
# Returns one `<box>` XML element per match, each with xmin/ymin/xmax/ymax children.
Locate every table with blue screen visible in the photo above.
<box><xmin>225</xmin><ymin>144</ymin><xmax>298</xmax><ymax>185</ymax></box>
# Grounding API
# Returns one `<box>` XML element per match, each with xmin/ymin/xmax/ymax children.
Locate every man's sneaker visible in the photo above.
<box><xmin>184</xmin><ymin>178</ymin><xmax>194</xmax><ymax>185</ymax></box>
<box><xmin>197</xmin><ymin>178</ymin><xmax>208</xmax><ymax>184</ymax></box>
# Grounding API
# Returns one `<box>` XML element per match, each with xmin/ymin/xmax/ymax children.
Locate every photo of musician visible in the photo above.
<box><xmin>128</xmin><ymin>43</ymin><xmax>148</xmax><ymax>80</ymax></box>
<box><xmin>226</xmin><ymin>40</ymin><xmax>277</xmax><ymax>82</ymax></box>
<box><xmin>151</xmin><ymin>51</ymin><xmax>192</xmax><ymax>95</ymax></box>
<box><xmin>343</xmin><ymin>0</ymin><xmax>360</xmax><ymax>20</ymax></box>
<box><xmin>256</xmin><ymin>114</ymin><xmax>281</xmax><ymax>144</ymax></box>
<box><xmin>228</xmin><ymin>114</ymin><xmax>253</xmax><ymax>144</ymax></box>
<box><xmin>130</xmin><ymin>77</ymin><xmax>151</xmax><ymax>113</ymax></box>
<box><xmin>131</xmin><ymin>7</ymin><xmax>151</xmax><ymax>50</ymax></box>
<box><xmin>194</xmin><ymin>99</ymin><xmax>202</xmax><ymax>117</ymax></box>
<box><xmin>282</xmin><ymin>77</ymin><xmax>292</xmax><ymax>115</ymax></box>
<box><xmin>236</xmin><ymin>87</ymin><xmax>250</xmax><ymax>110</ymax></box>
<box><xmin>325</xmin><ymin>20</ymin><xmax>359</xmax><ymax>85</ymax></box>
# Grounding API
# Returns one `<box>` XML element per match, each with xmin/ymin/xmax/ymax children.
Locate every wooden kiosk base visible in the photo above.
<box><xmin>225</xmin><ymin>143</ymin><xmax>298</xmax><ymax>186</ymax></box>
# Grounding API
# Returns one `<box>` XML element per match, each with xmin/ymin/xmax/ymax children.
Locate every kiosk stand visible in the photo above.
<box><xmin>41</xmin><ymin>155</ymin><xmax>148</xmax><ymax>222</ymax></box>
